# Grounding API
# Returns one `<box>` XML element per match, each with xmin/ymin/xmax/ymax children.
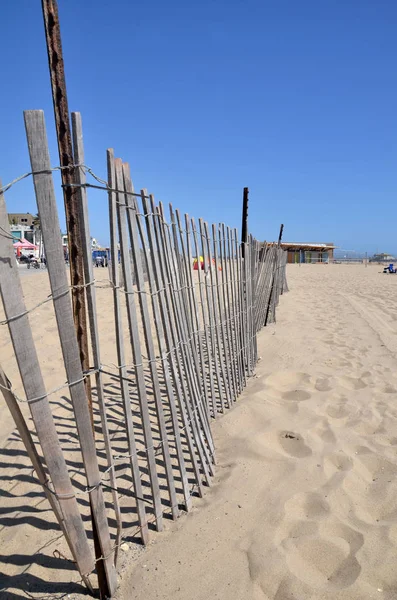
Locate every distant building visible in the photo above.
<box><xmin>370</xmin><ymin>253</ymin><xmax>396</xmax><ymax>263</ymax></box>
<box><xmin>8</xmin><ymin>213</ymin><xmax>39</xmax><ymax>246</ymax></box>
<box><xmin>280</xmin><ymin>242</ymin><xmax>336</xmax><ymax>264</ymax></box>
<box><xmin>8</xmin><ymin>213</ymin><xmax>35</xmax><ymax>227</ymax></box>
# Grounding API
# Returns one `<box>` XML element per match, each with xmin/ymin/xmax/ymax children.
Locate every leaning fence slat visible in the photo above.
<box><xmin>0</xmin><ymin>180</ymin><xmax>94</xmax><ymax>583</ymax></box>
<box><xmin>166</xmin><ymin>206</ymin><xmax>215</xmax><ymax>463</ymax></box>
<box><xmin>137</xmin><ymin>191</ymin><xmax>193</xmax><ymax>510</ymax></box>
<box><xmin>113</xmin><ymin>157</ymin><xmax>164</xmax><ymax>531</ymax></box>
<box><xmin>157</xmin><ymin>204</ymin><xmax>214</xmax><ymax>481</ymax></box>
<box><xmin>174</xmin><ymin>209</ymin><xmax>211</xmax><ymax>432</ymax></box>
<box><xmin>235</xmin><ymin>227</ymin><xmax>248</xmax><ymax>381</ymax></box>
<box><xmin>168</xmin><ymin>207</ymin><xmax>215</xmax><ymax>456</ymax></box>
<box><xmin>228</xmin><ymin>227</ymin><xmax>245</xmax><ymax>391</ymax></box>
<box><xmin>148</xmin><ymin>196</ymin><xmax>206</xmax><ymax>496</ymax></box>
<box><xmin>71</xmin><ymin>113</ymin><xmax>122</xmax><ymax>562</ymax></box>
<box><xmin>198</xmin><ymin>218</ymin><xmax>225</xmax><ymax>414</ymax></box>
<box><xmin>107</xmin><ymin>150</ymin><xmax>149</xmax><ymax>545</ymax></box>
<box><xmin>191</xmin><ymin>218</ymin><xmax>216</xmax><ymax>419</ymax></box>
<box><xmin>0</xmin><ymin>365</ymin><xmax>92</xmax><ymax>593</ymax></box>
<box><xmin>184</xmin><ymin>214</ymin><xmax>210</xmax><ymax>420</ymax></box>
<box><xmin>230</xmin><ymin>227</ymin><xmax>245</xmax><ymax>394</ymax></box>
<box><xmin>204</xmin><ymin>221</ymin><xmax>230</xmax><ymax>410</ymax></box>
<box><xmin>218</xmin><ymin>224</ymin><xmax>239</xmax><ymax>399</ymax></box>
<box><xmin>24</xmin><ymin>110</ymin><xmax>117</xmax><ymax>594</ymax></box>
<box><xmin>122</xmin><ymin>168</ymin><xmax>179</xmax><ymax>521</ymax></box>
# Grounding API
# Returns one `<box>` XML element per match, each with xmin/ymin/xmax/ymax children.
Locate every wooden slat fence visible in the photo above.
<box><xmin>0</xmin><ymin>109</ymin><xmax>288</xmax><ymax>597</ymax></box>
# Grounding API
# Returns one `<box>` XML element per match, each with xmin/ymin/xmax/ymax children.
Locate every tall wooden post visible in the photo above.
<box><xmin>41</xmin><ymin>0</ymin><xmax>91</xmax><ymax>406</ymax></box>
<box><xmin>241</xmin><ymin>187</ymin><xmax>249</xmax><ymax>258</ymax></box>
<box><xmin>41</xmin><ymin>2</ymin><xmax>111</xmax><ymax>597</ymax></box>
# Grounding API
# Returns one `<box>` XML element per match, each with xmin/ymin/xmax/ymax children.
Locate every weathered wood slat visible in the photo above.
<box><xmin>164</xmin><ymin>206</ymin><xmax>214</xmax><ymax>465</ymax></box>
<box><xmin>24</xmin><ymin>110</ymin><xmax>117</xmax><ymax>594</ymax></box>
<box><xmin>0</xmin><ymin>177</ymin><xmax>94</xmax><ymax>581</ymax></box>
<box><xmin>174</xmin><ymin>209</ymin><xmax>211</xmax><ymax>432</ymax></box>
<box><xmin>0</xmin><ymin>366</ymin><xmax>92</xmax><ymax>593</ymax></box>
<box><xmin>234</xmin><ymin>227</ymin><xmax>248</xmax><ymax>382</ymax></box>
<box><xmin>113</xmin><ymin>157</ymin><xmax>164</xmax><ymax>531</ymax></box>
<box><xmin>226</xmin><ymin>226</ymin><xmax>242</xmax><ymax>388</ymax></box>
<box><xmin>121</xmin><ymin>167</ymin><xmax>179</xmax><ymax>520</ymax></box>
<box><xmin>168</xmin><ymin>209</ymin><xmax>214</xmax><ymax>460</ymax></box>
<box><xmin>218</xmin><ymin>225</ymin><xmax>236</xmax><ymax>398</ymax></box>
<box><xmin>214</xmin><ymin>221</ymin><xmax>237</xmax><ymax>403</ymax></box>
<box><xmin>204</xmin><ymin>221</ymin><xmax>230</xmax><ymax>409</ymax></box>
<box><xmin>198</xmin><ymin>218</ymin><xmax>225</xmax><ymax>414</ymax></box>
<box><xmin>222</xmin><ymin>225</ymin><xmax>241</xmax><ymax>395</ymax></box>
<box><xmin>136</xmin><ymin>190</ymin><xmax>192</xmax><ymax>511</ymax></box>
<box><xmin>147</xmin><ymin>196</ymin><xmax>205</xmax><ymax>497</ymax></box>
<box><xmin>156</xmin><ymin>204</ymin><xmax>213</xmax><ymax>482</ymax></box>
<box><xmin>71</xmin><ymin>113</ymin><xmax>122</xmax><ymax>562</ymax></box>
<box><xmin>107</xmin><ymin>150</ymin><xmax>149</xmax><ymax>545</ymax></box>
<box><xmin>183</xmin><ymin>214</ymin><xmax>210</xmax><ymax>421</ymax></box>
<box><xmin>191</xmin><ymin>218</ymin><xmax>216</xmax><ymax>419</ymax></box>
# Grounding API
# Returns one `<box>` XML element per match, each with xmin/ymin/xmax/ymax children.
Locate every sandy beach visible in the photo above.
<box><xmin>2</xmin><ymin>263</ymin><xmax>397</xmax><ymax>599</ymax></box>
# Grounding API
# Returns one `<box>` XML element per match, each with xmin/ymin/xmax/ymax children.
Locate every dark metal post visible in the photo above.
<box><xmin>41</xmin><ymin>2</ymin><xmax>110</xmax><ymax>597</ymax></box>
<box><xmin>278</xmin><ymin>223</ymin><xmax>284</xmax><ymax>246</ymax></box>
<box><xmin>241</xmin><ymin>187</ymin><xmax>249</xmax><ymax>258</ymax></box>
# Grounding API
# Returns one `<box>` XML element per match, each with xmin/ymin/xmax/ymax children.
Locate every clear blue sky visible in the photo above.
<box><xmin>1</xmin><ymin>1</ymin><xmax>396</xmax><ymax>253</ymax></box>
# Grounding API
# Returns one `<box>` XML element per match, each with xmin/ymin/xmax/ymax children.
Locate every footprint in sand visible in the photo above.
<box><xmin>314</xmin><ymin>421</ymin><xmax>337</xmax><ymax>444</ymax></box>
<box><xmin>315</xmin><ymin>377</ymin><xmax>333</xmax><ymax>392</ymax></box>
<box><xmin>323</xmin><ymin>452</ymin><xmax>353</xmax><ymax>479</ymax></box>
<box><xmin>325</xmin><ymin>402</ymin><xmax>352</xmax><ymax>420</ymax></box>
<box><xmin>282</xmin><ymin>389</ymin><xmax>311</xmax><ymax>401</ymax></box>
<box><xmin>280</xmin><ymin>521</ymin><xmax>363</xmax><ymax>590</ymax></box>
<box><xmin>278</xmin><ymin>431</ymin><xmax>312</xmax><ymax>458</ymax></box>
<box><xmin>337</xmin><ymin>375</ymin><xmax>367</xmax><ymax>391</ymax></box>
<box><xmin>265</xmin><ymin>371</ymin><xmax>313</xmax><ymax>403</ymax></box>
<box><xmin>284</xmin><ymin>491</ymin><xmax>330</xmax><ymax>520</ymax></box>
<box><xmin>342</xmin><ymin>449</ymin><xmax>397</xmax><ymax>524</ymax></box>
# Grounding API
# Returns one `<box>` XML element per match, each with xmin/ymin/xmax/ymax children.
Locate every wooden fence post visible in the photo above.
<box><xmin>71</xmin><ymin>112</ymin><xmax>122</xmax><ymax>563</ymax></box>
<box><xmin>24</xmin><ymin>110</ymin><xmax>117</xmax><ymax>597</ymax></box>
<box><xmin>0</xmin><ymin>182</ymin><xmax>94</xmax><ymax>586</ymax></box>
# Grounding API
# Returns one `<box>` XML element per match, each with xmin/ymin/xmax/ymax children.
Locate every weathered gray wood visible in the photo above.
<box><xmin>221</xmin><ymin>223</ymin><xmax>244</xmax><ymax>394</ymax></box>
<box><xmin>24</xmin><ymin>110</ymin><xmax>117</xmax><ymax>594</ymax></box>
<box><xmin>257</xmin><ymin>245</ymin><xmax>275</xmax><ymax>330</ymax></box>
<box><xmin>0</xmin><ymin>366</ymin><xmax>92</xmax><ymax>592</ymax></box>
<box><xmin>71</xmin><ymin>113</ymin><xmax>122</xmax><ymax>563</ymax></box>
<box><xmin>174</xmin><ymin>209</ymin><xmax>211</xmax><ymax>432</ymax></box>
<box><xmin>0</xmin><ymin>178</ymin><xmax>94</xmax><ymax>580</ymax></box>
<box><xmin>215</xmin><ymin>224</ymin><xmax>236</xmax><ymax>403</ymax></box>
<box><xmin>230</xmin><ymin>227</ymin><xmax>243</xmax><ymax>395</ymax></box>
<box><xmin>183</xmin><ymin>213</ymin><xmax>210</xmax><ymax>420</ymax></box>
<box><xmin>199</xmin><ymin>218</ymin><xmax>225</xmax><ymax>414</ymax></box>
<box><xmin>168</xmin><ymin>207</ymin><xmax>214</xmax><ymax>453</ymax></box>
<box><xmin>121</xmin><ymin>167</ymin><xmax>179</xmax><ymax>521</ymax></box>
<box><xmin>251</xmin><ymin>240</ymin><xmax>256</xmax><ymax>362</ymax></box>
<box><xmin>191</xmin><ymin>218</ymin><xmax>216</xmax><ymax>419</ymax></box>
<box><xmin>148</xmin><ymin>196</ymin><xmax>205</xmax><ymax>497</ymax></box>
<box><xmin>234</xmin><ymin>227</ymin><xmax>248</xmax><ymax>384</ymax></box>
<box><xmin>204</xmin><ymin>221</ymin><xmax>230</xmax><ymax>410</ymax></box>
<box><xmin>246</xmin><ymin>235</ymin><xmax>254</xmax><ymax>374</ymax></box>
<box><xmin>169</xmin><ymin>209</ymin><xmax>215</xmax><ymax>461</ymax></box>
<box><xmin>107</xmin><ymin>150</ymin><xmax>149</xmax><ymax>545</ymax></box>
<box><xmin>137</xmin><ymin>190</ymin><xmax>193</xmax><ymax>510</ymax></box>
<box><xmin>113</xmin><ymin>157</ymin><xmax>163</xmax><ymax>531</ymax></box>
<box><xmin>157</xmin><ymin>204</ymin><xmax>213</xmax><ymax>482</ymax></box>
<box><xmin>230</xmin><ymin>227</ymin><xmax>245</xmax><ymax>392</ymax></box>
<box><xmin>165</xmin><ymin>206</ymin><xmax>215</xmax><ymax>464</ymax></box>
